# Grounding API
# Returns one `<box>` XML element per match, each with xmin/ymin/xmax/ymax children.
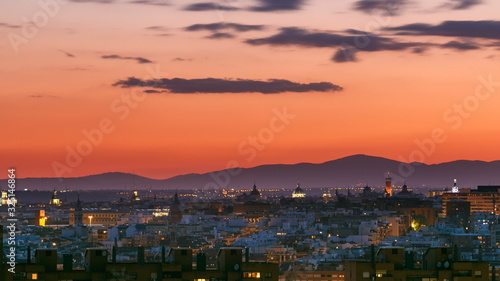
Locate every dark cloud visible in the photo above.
<box><xmin>185</xmin><ymin>22</ymin><xmax>265</xmax><ymax>32</ymax></box>
<box><xmin>113</xmin><ymin>77</ymin><xmax>343</xmax><ymax>94</ymax></box>
<box><xmin>69</xmin><ymin>0</ymin><xmax>114</xmax><ymax>3</ymax></box>
<box><xmin>387</xmin><ymin>21</ymin><xmax>500</xmax><ymax>40</ymax></box>
<box><xmin>246</xmin><ymin>27</ymin><xmax>439</xmax><ymax>62</ymax></box>
<box><xmin>143</xmin><ymin>90</ymin><xmax>165</xmax><ymax>93</ymax></box>
<box><xmin>129</xmin><ymin>0</ymin><xmax>169</xmax><ymax>6</ymax></box>
<box><xmin>145</xmin><ymin>26</ymin><xmax>169</xmax><ymax>31</ymax></box>
<box><xmin>440</xmin><ymin>0</ymin><xmax>482</xmax><ymax>10</ymax></box>
<box><xmin>184</xmin><ymin>2</ymin><xmax>239</xmax><ymax>11</ymax></box>
<box><xmin>332</xmin><ymin>48</ymin><xmax>358</xmax><ymax>63</ymax></box>
<box><xmin>251</xmin><ymin>0</ymin><xmax>305</xmax><ymax>11</ymax></box>
<box><xmin>412</xmin><ymin>47</ymin><xmax>428</xmax><ymax>54</ymax></box>
<box><xmin>0</xmin><ymin>22</ymin><xmax>21</xmax><ymax>29</ymax></box>
<box><xmin>246</xmin><ymin>27</ymin><xmax>424</xmax><ymax>51</ymax></box>
<box><xmin>28</xmin><ymin>94</ymin><xmax>58</xmax><ymax>98</ymax></box>
<box><xmin>207</xmin><ymin>32</ymin><xmax>235</xmax><ymax>39</ymax></box>
<box><xmin>172</xmin><ymin>57</ymin><xmax>192</xmax><ymax>62</ymax></box>
<box><xmin>441</xmin><ymin>40</ymin><xmax>480</xmax><ymax>50</ymax></box>
<box><xmin>353</xmin><ymin>0</ymin><xmax>408</xmax><ymax>16</ymax></box>
<box><xmin>59</xmin><ymin>50</ymin><xmax>75</xmax><ymax>57</ymax></box>
<box><xmin>101</xmin><ymin>55</ymin><xmax>152</xmax><ymax>64</ymax></box>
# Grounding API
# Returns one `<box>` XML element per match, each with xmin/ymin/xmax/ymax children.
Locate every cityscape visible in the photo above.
<box><xmin>2</xmin><ymin>0</ymin><xmax>500</xmax><ymax>280</ymax></box>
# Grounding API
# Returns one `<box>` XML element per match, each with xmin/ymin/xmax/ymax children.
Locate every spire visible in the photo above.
<box><xmin>250</xmin><ymin>182</ymin><xmax>260</xmax><ymax>196</ymax></box>
<box><xmin>76</xmin><ymin>193</ymin><xmax>82</xmax><ymax>211</ymax></box>
<box><xmin>452</xmin><ymin>178</ymin><xmax>459</xmax><ymax>193</ymax></box>
<box><xmin>173</xmin><ymin>190</ymin><xmax>180</xmax><ymax>205</ymax></box>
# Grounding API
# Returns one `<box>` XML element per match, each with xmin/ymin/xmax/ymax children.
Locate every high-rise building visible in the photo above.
<box><xmin>442</xmin><ymin>186</ymin><xmax>500</xmax><ymax>217</ymax></box>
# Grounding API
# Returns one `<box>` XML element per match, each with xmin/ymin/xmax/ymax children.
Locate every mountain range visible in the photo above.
<box><xmin>2</xmin><ymin>155</ymin><xmax>500</xmax><ymax>191</ymax></box>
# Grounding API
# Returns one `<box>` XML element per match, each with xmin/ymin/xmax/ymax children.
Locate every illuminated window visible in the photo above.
<box><xmin>29</xmin><ymin>273</ymin><xmax>38</xmax><ymax>280</ymax></box>
<box><xmin>195</xmin><ymin>279</ymin><xmax>208</xmax><ymax>281</ymax></box>
<box><xmin>244</xmin><ymin>272</ymin><xmax>261</xmax><ymax>278</ymax></box>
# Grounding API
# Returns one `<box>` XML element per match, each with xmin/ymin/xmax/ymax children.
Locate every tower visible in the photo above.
<box><xmin>49</xmin><ymin>189</ymin><xmax>61</xmax><ymax>206</ymax></box>
<box><xmin>75</xmin><ymin>194</ymin><xmax>83</xmax><ymax>226</ymax></box>
<box><xmin>131</xmin><ymin>189</ymin><xmax>140</xmax><ymax>202</ymax></box>
<box><xmin>249</xmin><ymin>182</ymin><xmax>261</xmax><ymax>197</ymax></box>
<box><xmin>385</xmin><ymin>174</ymin><xmax>392</xmax><ymax>197</ymax></box>
<box><xmin>292</xmin><ymin>181</ymin><xmax>306</xmax><ymax>198</ymax></box>
<box><xmin>452</xmin><ymin>179</ymin><xmax>459</xmax><ymax>193</ymax></box>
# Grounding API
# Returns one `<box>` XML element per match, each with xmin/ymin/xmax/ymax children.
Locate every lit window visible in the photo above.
<box><xmin>29</xmin><ymin>273</ymin><xmax>38</xmax><ymax>280</ymax></box>
<box><xmin>244</xmin><ymin>272</ymin><xmax>261</xmax><ymax>278</ymax></box>
<box><xmin>195</xmin><ymin>279</ymin><xmax>208</xmax><ymax>281</ymax></box>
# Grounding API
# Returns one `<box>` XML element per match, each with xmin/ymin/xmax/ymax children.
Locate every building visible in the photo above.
<box><xmin>49</xmin><ymin>189</ymin><xmax>61</xmax><ymax>206</ymax></box>
<box><xmin>69</xmin><ymin>209</ymin><xmax>130</xmax><ymax>226</ymax></box>
<box><xmin>292</xmin><ymin>182</ymin><xmax>306</xmax><ymax>198</ymax></box>
<box><xmin>0</xmin><ymin>245</ymin><xmax>279</xmax><ymax>281</ymax></box>
<box><xmin>385</xmin><ymin>174</ymin><xmax>393</xmax><ymax>197</ymax></box>
<box><xmin>442</xmin><ymin>186</ymin><xmax>500</xmax><ymax>217</ymax></box>
<box><xmin>345</xmin><ymin>247</ymin><xmax>489</xmax><ymax>281</ymax></box>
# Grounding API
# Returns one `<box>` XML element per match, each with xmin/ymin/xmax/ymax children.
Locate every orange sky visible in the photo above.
<box><xmin>1</xmin><ymin>0</ymin><xmax>499</xmax><ymax>179</ymax></box>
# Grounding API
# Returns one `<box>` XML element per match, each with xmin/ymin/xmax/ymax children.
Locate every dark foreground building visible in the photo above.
<box><xmin>1</xmin><ymin>227</ymin><xmax>278</xmax><ymax>281</ymax></box>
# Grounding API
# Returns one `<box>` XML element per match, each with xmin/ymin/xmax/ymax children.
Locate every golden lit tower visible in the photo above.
<box><xmin>384</xmin><ymin>173</ymin><xmax>392</xmax><ymax>197</ymax></box>
<box><xmin>49</xmin><ymin>189</ymin><xmax>61</xmax><ymax>206</ymax></box>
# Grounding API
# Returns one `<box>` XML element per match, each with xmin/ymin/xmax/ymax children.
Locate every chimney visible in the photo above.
<box><xmin>137</xmin><ymin>246</ymin><xmax>145</xmax><ymax>264</ymax></box>
<box><xmin>0</xmin><ymin>225</ymin><xmax>3</xmax><ymax>265</ymax></box>
<box><xmin>35</xmin><ymin>249</ymin><xmax>58</xmax><ymax>272</ymax></box>
<box><xmin>217</xmin><ymin>248</ymin><xmax>242</xmax><ymax>271</ymax></box>
<box><xmin>63</xmin><ymin>254</ymin><xmax>73</xmax><ymax>271</ymax></box>
<box><xmin>245</xmin><ymin>247</ymin><xmax>250</xmax><ymax>262</ymax></box>
<box><xmin>197</xmin><ymin>252</ymin><xmax>207</xmax><ymax>271</ymax></box>
<box><xmin>112</xmin><ymin>246</ymin><xmax>117</xmax><ymax>263</ymax></box>
<box><xmin>27</xmin><ymin>246</ymin><xmax>31</xmax><ymax>264</ymax></box>
<box><xmin>478</xmin><ymin>245</ymin><xmax>483</xmax><ymax>262</ymax></box>
<box><xmin>85</xmin><ymin>249</ymin><xmax>108</xmax><ymax>272</ymax></box>
<box><xmin>370</xmin><ymin>244</ymin><xmax>375</xmax><ymax>264</ymax></box>
<box><xmin>169</xmin><ymin>248</ymin><xmax>193</xmax><ymax>271</ymax></box>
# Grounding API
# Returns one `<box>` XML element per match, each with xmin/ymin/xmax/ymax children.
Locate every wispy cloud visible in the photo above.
<box><xmin>69</xmin><ymin>0</ymin><xmax>115</xmax><ymax>3</ymax></box>
<box><xmin>101</xmin><ymin>54</ymin><xmax>153</xmax><ymax>64</ymax></box>
<box><xmin>439</xmin><ymin>0</ymin><xmax>482</xmax><ymax>10</ymax></box>
<box><xmin>184</xmin><ymin>2</ymin><xmax>239</xmax><ymax>11</ymax></box>
<box><xmin>0</xmin><ymin>22</ymin><xmax>21</xmax><ymax>29</ymax></box>
<box><xmin>59</xmin><ymin>50</ymin><xmax>75</xmax><ymax>57</ymax></box>
<box><xmin>387</xmin><ymin>20</ymin><xmax>500</xmax><ymax>40</ymax></box>
<box><xmin>113</xmin><ymin>77</ymin><xmax>343</xmax><ymax>94</ymax></box>
<box><xmin>250</xmin><ymin>0</ymin><xmax>305</xmax><ymax>11</ymax></box>
<box><xmin>185</xmin><ymin>22</ymin><xmax>265</xmax><ymax>32</ymax></box>
<box><xmin>440</xmin><ymin>40</ymin><xmax>480</xmax><ymax>50</ymax></box>
<box><xmin>206</xmin><ymin>32</ymin><xmax>235</xmax><ymax>39</ymax></box>
<box><xmin>129</xmin><ymin>0</ymin><xmax>169</xmax><ymax>6</ymax></box>
<box><xmin>353</xmin><ymin>0</ymin><xmax>408</xmax><ymax>16</ymax></box>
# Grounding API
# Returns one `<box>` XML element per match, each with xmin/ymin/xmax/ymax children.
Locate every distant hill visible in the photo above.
<box><xmin>2</xmin><ymin>155</ymin><xmax>500</xmax><ymax>191</ymax></box>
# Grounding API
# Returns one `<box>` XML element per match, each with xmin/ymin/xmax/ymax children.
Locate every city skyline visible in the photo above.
<box><xmin>1</xmin><ymin>0</ymin><xmax>500</xmax><ymax>179</ymax></box>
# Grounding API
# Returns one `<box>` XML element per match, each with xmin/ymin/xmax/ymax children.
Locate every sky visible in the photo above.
<box><xmin>1</xmin><ymin>0</ymin><xmax>500</xmax><ymax>179</ymax></box>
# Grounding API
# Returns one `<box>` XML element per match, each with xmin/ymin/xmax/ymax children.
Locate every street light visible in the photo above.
<box><xmin>88</xmin><ymin>215</ymin><xmax>93</xmax><ymax>227</ymax></box>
